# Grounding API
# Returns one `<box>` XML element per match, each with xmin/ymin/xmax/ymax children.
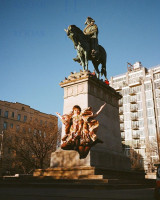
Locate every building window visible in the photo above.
<box><xmin>138</xmin><ymin>110</ymin><xmax>143</xmax><ymax>118</ymax></box>
<box><xmin>147</xmin><ymin>109</ymin><xmax>154</xmax><ymax>117</ymax></box>
<box><xmin>148</xmin><ymin>127</ymin><xmax>156</xmax><ymax>136</ymax></box>
<box><xmin>12</xmin><ymin>112</ymin><xmax>14</xmax><ymax>118</ymax></box>
<box><xmin>154</xmin><ymin>73</ymin><xmax>160</xmax><ymax>80</ymax></box>
<box><xmin>145</xmin><ymin>91</ymin><xmax>152</xmax><ymax>99</ymax></box>
<box><xmin>39</xmin><ymin>130</ymin><xmax>42</xmax><ymax>136</ymax></box>
<box><xmin>139</xmin><ymin>119</ymin><xmax>144</xmax><ymax>128</ymax></box>
<box><xmin>145</xmin><ymin>83</ymin><xmax>152</xmax><ymax>91</ymax></box>
<box><xmin>17</xmin><ymin>114</ymin><xmax>21</xmax><ymax>121</ymax></box>
<box><xmin>23</xmin><ymin>127</ymin><xmax>26</xmax><ymax>133</ymax></box>
<box><xmin>24</xmin><ymin>115</ymin><xmax>27</xmax><ymax>122</ymax></box>
<box><xmin>34</xmin><ymin>129</ymin><xmax>37</xmax><ymax>136</ymax></box>
<box><xmin>148</xmin><ymin>118</ymin><xmax>155</xmax><ymax>126</ymax></box>
<box><xmin>44</xmin><ymin>132</ymin><xmax>46</xmax><ymax>137</ymax></box>
<box><xmin>22</xmin><ymin>107</ymin><xmax>25</xmax><ymax>110</ymax></box>
<box><xmin>137</xmin><ymin>102</ymin><xmax>142</xmax><ymax>110</ymax></box>
<box><xmin>10</xmin><ymin>123</ymin><xmax>13</xmax><ymax>128</ymax></box>
<box><xmin>3</xmin><ymin>122</ymin><xmax>8</xmax><ymax>130</ymax></box>
<box><xmin>4</xmin><ymin>111</ymin><xmax>8</xmax><ymax>118</ymax></box>
<box><xmin>16</xmin><ymin>125</ymin><xmax>20</xmax><ymax>131</ymax></box>
<box><xmin>146</xmin><ymin>100</ymin><xmax>153</xmax><ymax>108</ymax></box>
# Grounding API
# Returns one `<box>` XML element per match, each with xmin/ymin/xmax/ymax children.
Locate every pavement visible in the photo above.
<box><xmin>0</xmin><ymin>176</ymin><xmax>155</xmax><ymax>200</ymax></box>
<box><xmin>0</xmin><ymin>185</ymin><xmax>156</xmax><ymax>200</ymax></box>
<box><xmin>0</xmin><ymin>177</ymin><xmax>156</xmax><ymax>200</ymax></box>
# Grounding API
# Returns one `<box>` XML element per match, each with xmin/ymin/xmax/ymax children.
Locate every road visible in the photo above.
<box><xmin>0</xmin><ymin>185</ymin><xmax>156</xmax><ymax>200</ymax></box>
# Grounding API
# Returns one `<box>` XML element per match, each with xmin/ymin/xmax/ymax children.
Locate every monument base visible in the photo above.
<box><xmin>38</xmin><ymin>71</ymin><xmax>132</xmax><ymax>179</ymax></box>
<box><xmin>50</xmin><ymin>148</ymin><xmax>130</xmax><ymax>171</ymax></box>
<box><xmin>33</xmin><ymin>166</ymin><xmax>103</xmax><ymax>180</ymax></box>
<box><xmin>34</xmin><ymin>149</ymin><xmax>144</xmax><ymax>180</ymax></box>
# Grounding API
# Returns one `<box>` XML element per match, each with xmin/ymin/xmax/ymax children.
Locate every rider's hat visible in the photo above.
<box><xmin>87</xmin><ymin>17</ymin><xmax>95</xmax><ymax>22</ymax></box>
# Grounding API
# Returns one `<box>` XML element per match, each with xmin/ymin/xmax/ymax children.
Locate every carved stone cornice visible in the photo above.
<box><xmin>60</xmin><ymin>71</ymin><xmax>122</xmax><ymax>108</ymax></box>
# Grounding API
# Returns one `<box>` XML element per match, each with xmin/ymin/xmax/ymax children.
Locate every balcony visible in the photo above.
<box><xmin>130</xmin><ymin>98</ymin><xmax>137</xmax><ymax>104</ymax></box>
<box><xmin>121</xmin><ymin>133</ymin><xmax>125</xmax><ymax>141</ymax></box>
<box><xmin>119</xmin><ymin>118</ymin><xmax>124</xmax><ymax>123</ymax></box>
<box><xmin>120</xmin><ymin>126</ymin><xmax>124</xmax><ymax>132</ymax></box>
<box><xmin>129</xmin><ymin>90</ymin><xmax>136</xmax><ymax>96</ymax></box>
<box><xmin>130</xmin><ymin>107</ymin><xmax>138</xmax><ymax>112</ymax></box>
<box><xmin>119</xmin><ymin>108</ymin><xmax>123</xmax><ymax>115</ymax></box>
<box><xmin>132</xmin><ymin>133</ymin><xmax>140</xmax><ymax>139</ymax></box>
<box><xmin>131</xmin><ymin>116</ymin><xmax>138</xmax><ymax>121</ymax></box>
<box><xmin>119</xmin><ymin>116</ymin><xmax>124</xmax><ymax>123</ymax></box>
<box><xmin>131</xmin><ymin>124</ymin><xmax>139</xmax><ymax>130</ymax></box>
<box><xmin>114</xmin><ymin>85</ymin><xmax>122</xmax><ymax>91</ymax></box>
<box><xmin>133</xmin><ymin>143</ymin><xmax>141</xmax><ymax>149</ymax></box>
<box><xmin>118</xmin><ymin>101</ymin><xmax>123</xmax><ymax>107</ymax></box>
<box><xmin>129</xmin><ymin>78</ymin><xmax>142</xmax><ymax>87</ymax></box>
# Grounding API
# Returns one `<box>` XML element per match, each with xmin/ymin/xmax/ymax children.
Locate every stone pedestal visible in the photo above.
<box><xmin>50</xmin><ymin>71</ymin><xmax>130</xmax><ymax>172</ymax></box>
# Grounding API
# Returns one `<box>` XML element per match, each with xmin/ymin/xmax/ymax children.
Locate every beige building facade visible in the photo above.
<box><xmin>110</xmin><ymin>62</ymin><xmax>160</xmax><ymax>172</ymax></box>
<box><xmin>0</xmin><ymin>100</ymin><xmax>57</xmax><ymax>133</ymax></box>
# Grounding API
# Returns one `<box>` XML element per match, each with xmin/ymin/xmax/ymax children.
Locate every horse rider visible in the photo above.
<box><xmin>73</xmin><ymin>17</ymin><xmax>99</xmax><ymax>62</ymax></box>
<box><xmin>83</xmin><ymin>17</ymin><xmax>99</xmax><ymax>58</ymax></box>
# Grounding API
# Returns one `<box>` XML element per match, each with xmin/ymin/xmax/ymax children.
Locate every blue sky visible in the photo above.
<box><xmin>0</xmin><ymin>0</ymin><xmax>160</xmax><ymax>115</ymax></box>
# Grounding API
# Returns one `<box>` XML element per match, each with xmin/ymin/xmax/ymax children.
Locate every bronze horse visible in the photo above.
<box><xmin>65</xmin><ymin>25</ymin><xmax>107</xmax><ymax>79</ymax></box>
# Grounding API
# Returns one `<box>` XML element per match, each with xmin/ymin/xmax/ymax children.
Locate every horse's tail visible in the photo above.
<box><xmin>102</xmin><ymin>56</ymin><xmax>107</xmax><ymax>78</ymax></box>
<box><xmin>99</xmin><ymin>45</ymin><xmax>107</xmax><ymax>79</ymax></box>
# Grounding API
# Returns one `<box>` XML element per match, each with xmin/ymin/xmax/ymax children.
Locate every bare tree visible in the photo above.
<box><xmin>129</xmin><ymin>148</ymin><xmax>144</xmax><ymax>170</ymax></box>
<box><xmin>4</xmin><ymin>121</ymin><xmax>58</xmax><ymax>174</ymax></box>
<box><xmin>147</xmin><ymin>137</ymin><xmax>159</xmax><ymax>172</ymax></box>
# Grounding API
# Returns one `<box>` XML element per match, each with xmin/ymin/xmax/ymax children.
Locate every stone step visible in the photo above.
<box><xmin>79</xmin><ymin>174</ymin><xmax>103</xmax><ymax>180</ymax></box>
<box><xmin>33</xmin><ymin>167</ymin><xmax>148</xmax><ymax>182</ymax></box>
<box><xmin>34</xmin><ymin>167</ymin><xmax>95</xmax><ymax>178</ymax></box>
<box><xmin>36</xmin><ymin>174</ymin><xmax>104</xmax><ymax>180</ymax></box>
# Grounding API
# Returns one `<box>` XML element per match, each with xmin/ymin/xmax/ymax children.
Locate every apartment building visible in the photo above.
<box><xmin>110</xmin><ymin>62</ymin><xmax>160</xmax><ymax>171</ymax></box>
<box><xmin>0</xmin><ymin>100</ymin><xmax>58</xmax><ymax>174</ymax></box>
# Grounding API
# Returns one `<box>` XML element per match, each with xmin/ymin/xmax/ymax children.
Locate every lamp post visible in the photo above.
<box><xmin>0</xmin><ymin>131</ymin><xmax>4</xmax><ymax>176</ymax></box>
<box><xmin>151</xmin><ymin>74</ymin><xmax>160</xmax><ymax>162</ymax></box>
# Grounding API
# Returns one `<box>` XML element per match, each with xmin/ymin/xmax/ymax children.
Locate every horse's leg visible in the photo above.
<box><xmin>81</xmin><ymin>55</ymin><xmax>86</xmax><ymax>71</ymax></box>
<box><xmin>92</xmin><ymin>61</ymin><xmax>100</xmax><ymax>78</ymax></box>
<box><xmin>78</xmin><ymin>51</ymin><xmax>85</xmax><ymax>70</ymax></box>
<box><xmin>84</xmin><ymin>51</ymin><xmax>88</xmax><ymax>71</ymax></box>
<box><xmin>100</xmin><ymin>47</ymin><xmax>107</xmax><ymax>79</ymax></box>
<box><xmin>101</xmin><ymin>62</ymin><xmax>107</xmax><ymax>78</ymax></box>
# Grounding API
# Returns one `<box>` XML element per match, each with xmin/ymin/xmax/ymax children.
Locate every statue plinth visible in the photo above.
<box><xmin>50</xmin><ymin>71</ymin><xmax>130</xmax><ymax>171</ymax></box>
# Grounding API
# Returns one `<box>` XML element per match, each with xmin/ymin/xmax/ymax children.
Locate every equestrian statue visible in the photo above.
<box><xmin>64</xmin><ymin>17</ymin><xmax>107</xmax><ymax>79</ymax></box>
